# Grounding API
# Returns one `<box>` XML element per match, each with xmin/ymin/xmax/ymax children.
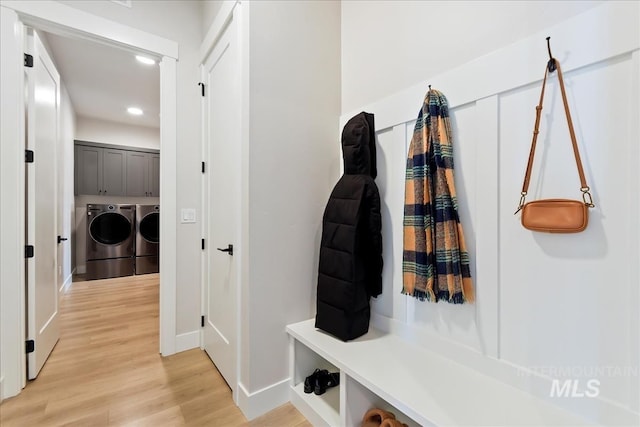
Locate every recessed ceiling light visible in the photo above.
<box><xmin>127</xmin><ymin>107</ymin><xmax>143</xmax><ymax>116</ymax></box>
<box><xmin>135</xmin><ymin>55</ymin><xmax>156</xmax><ymax>65</ymax></box>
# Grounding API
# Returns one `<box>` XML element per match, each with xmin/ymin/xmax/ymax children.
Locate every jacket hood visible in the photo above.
<box><xmin>342</xmin><ymin>112</ymin><xmax>377</xmax><ymax>178</ymax></box>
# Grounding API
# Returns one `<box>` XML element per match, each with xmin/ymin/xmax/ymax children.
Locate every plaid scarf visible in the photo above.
<box><xmin>402</xmin><ymin>89</ymin><xmax>474</xmax><ymax>304</ymax></box>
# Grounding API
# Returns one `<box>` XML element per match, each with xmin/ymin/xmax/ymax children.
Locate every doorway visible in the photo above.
<box><xmin>40</xmin><ymin>30</ymin><xmax>162</xmax><ymax>284</ymax></box>
<box><xmin>26</xmin><ymin>24</ymin><xmax>163</xmax><ymax>380</ymax></box>
<box><xmin>0</xmin><ymin>3</ymin><xmax>178</xmax><ymax>399</ymax></box>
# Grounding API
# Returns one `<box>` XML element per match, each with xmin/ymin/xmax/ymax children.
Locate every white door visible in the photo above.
<box><xmin>202</xmin><ymin>13</ymin><xmax>240</xmax><ymax>391</ymax></box>
<box><xmin>26</xmin><ymin>29</ymin><xmax>61</xmax><ymax>380</ymax></box>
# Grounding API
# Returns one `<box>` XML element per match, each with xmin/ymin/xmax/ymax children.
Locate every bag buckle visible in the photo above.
<box><xmin>581</xmin><ymin>187</ymin><xmax>595</xmax><ymax>208</ymax></box>
<box><xmin>514</xmin><ymin>192</ymin><xmax>527</xmax><ymax>215</ymax></box>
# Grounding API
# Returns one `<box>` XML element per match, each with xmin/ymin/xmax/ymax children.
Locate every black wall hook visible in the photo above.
<box><xmin>546</xmin><ymin>36</ymin><xmax>557</xmax><ymax>73</ymax></box>
<box><xmin>428</xmin><ymin>84</ymin><xmax>432</xmax><ymax>90</ymax></box>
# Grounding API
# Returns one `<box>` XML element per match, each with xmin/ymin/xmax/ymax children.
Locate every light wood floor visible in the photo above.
<box><xmin>0</xmin><ymin>274</ymin><xmax>310</xmax><ymax>426</ymax></box>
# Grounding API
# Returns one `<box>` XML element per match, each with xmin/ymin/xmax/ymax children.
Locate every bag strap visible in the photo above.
<box><xmin>516</xmin><ymin>58</ymin><xmax>595</xmax><ymax>213</ymax></box>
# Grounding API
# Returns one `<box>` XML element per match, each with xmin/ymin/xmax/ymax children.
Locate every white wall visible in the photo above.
<box><xmin>201</xmin><ymin>0</ymin><xmax>224</xmax><ymax>36</ymax></box>
<box><xmin>341</xmin><ymin>0</ymin><xmax>603</xmax><ymax>113</ymax></box>
<box><xmin>75</xmin><ymin>116</ymin><xmax>159</xmax><ymax>149</ymax></box>
<box><xmin>341</xmin><ymin>2</ymin><xmax>639</xmax><ymax>425</ymax></box>
<box><xmin>59</xmin><ymin>81</ymin><xmax>76</xmax><ymax>285</ymax></box>
<box><xmin>59</xmin><ymin>0</ymin><xmax>203</xmax><ymax>336</ymax></box>
<box><xmin>241</xmin><ymin>0</ymin><xmax>341</xmax><ymax>414</ymax></box>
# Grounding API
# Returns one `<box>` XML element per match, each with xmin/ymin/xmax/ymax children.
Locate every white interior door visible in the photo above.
<box><xmin>26</xmin><ymin>29</ymin><xmax>61</xmax><ymax>380</ymax></box>
<box><xmin>202</xmin><ymin>14</ymin><xmax>240</xmax><ymax>391</ymax></box>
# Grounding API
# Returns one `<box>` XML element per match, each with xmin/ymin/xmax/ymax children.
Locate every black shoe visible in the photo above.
<box><xmin>313</xmin><ymin>371</ymin><xmax>340</xmax><ymax>395</ymax></box>
<box><xmin>304</xmin><ymin>369</ymin><xmax>327</xmax><ymax>394</ymax></box>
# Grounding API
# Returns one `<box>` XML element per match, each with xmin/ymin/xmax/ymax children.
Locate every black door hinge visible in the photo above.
<box><xmin>25</xmin><ymin>245</ymin><xmax>34</xmax><ymax>258</ymax></box>
<box><xmin>24</xmin><ymin>53</ymin><xmax>33</xmax><ymax>68</ymax></box>
<box><xmin>25</xmin><ymin>150</ymin><xmax>34</xmax><ymax>163</ymax></box>
<box><xmin>198</xmin><ymin>82</ymin><xmax>205</xmax><ymax>97</ymax></box>
<box><xmin>201</xmin><ymin>315</ymin><xmax>205</xmax><ymax>327</ymax></box>
<box><xmin>201</xmin><ymin>238</ymin><xmax>205</xmax><ymax>250</ymax></box>
<box><xmin>201</xmin><ymin>161</ymin><xmax>205</xmax><ymax>173</ymax></box>
<box><xmin>26</xmin><ymin>340</ymin><xmax>35</xmax><ymax>353</ymax></box>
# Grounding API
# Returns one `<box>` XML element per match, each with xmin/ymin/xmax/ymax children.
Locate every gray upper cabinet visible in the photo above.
<box><xmin>75</xmin><ymin>141</ymin><xmax>159</xmax><ymax>197</ymax></box>
<box><xmin>75</xmin><ymin>145</ymin><xmax>125</xmax><ymax>196</ymax></box>
<box><xmin>76</xmin><ymin>145</ymin><xmax>103</xmax><ymax>196</ymax></box>
<box><xmin>149</xmin><ymin>154</ymin><xmax>160</xmax><ymax>197</ymax></box>
<box><xmin>102</xmin><ymin>149</ymin><xmax>126</xmax><ymax>196</ymax></box>
<box><xmin>126</xmin><ymin>151</ymin><xmax>148</xmax><ymax>196</ymax></box>
<box><xmin>126</xmin><ymin>151</ymin><xmax>159</xmax><ymax>197</ymax></box>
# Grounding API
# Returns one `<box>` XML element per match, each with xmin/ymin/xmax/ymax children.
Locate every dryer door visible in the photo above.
<box><xmin>87</xmin><ymin>212</ymin><xmax>134</xmax><ymax>259</ymax></box>
<box><xmin>137</xmin><ymin>211</ymin><xmax>159</xmax><ymax>256</ymax></box>
<box><xmin>139</xmin><ymin>212</ymin><xmax>159</xmax><ymax>243</ymax></box>
<box><xmin>90</xmin><ymin>212</ymin><xmax>131</xmax><ymax>244</ymax></box>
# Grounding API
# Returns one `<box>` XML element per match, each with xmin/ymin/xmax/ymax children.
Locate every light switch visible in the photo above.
<box><xmin>181</xmin><ymin>208</ymin><xmax>196</xmax><ymax>223</ymax></box>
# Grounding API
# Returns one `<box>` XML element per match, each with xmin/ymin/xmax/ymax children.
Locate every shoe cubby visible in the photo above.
<box><xmin>289</xmin><ymin>337</ymin><xmax>341</xmax><ymax>427</ymax></box>
<box><xmin>344</xmin><ymin>375</ymin><xmax>420</xmax><ymax>427</ymax></box>
<box><xmin>287</xmin><ymin>320</ymin><xmax>420</xmax><ymax>427</ymax></box>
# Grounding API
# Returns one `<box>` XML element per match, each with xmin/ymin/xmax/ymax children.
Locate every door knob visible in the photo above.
<box><xmin>57</xmin><ymin>236</ymin><xmax>68</xmax><ymax>244</ymax></box>
<box><xmin>216</xmin><ymin>244</ymin><xmax>233</xmax><ymax>256</ymax></box>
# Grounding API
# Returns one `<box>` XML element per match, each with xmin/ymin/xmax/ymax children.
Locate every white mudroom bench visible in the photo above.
<box><xmin>287</xmin><ymin>319</ymin><xmax>590</xmax><ymax>427</ymax></box>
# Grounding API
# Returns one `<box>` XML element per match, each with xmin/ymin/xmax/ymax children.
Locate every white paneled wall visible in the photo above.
<box><xmin>499</xmin><ymin>57</ymin><xmax>635</xmax><ymax>408</ymax></box>
<box><xmin>342</xmin><ymin>2</ymin><xmax>639</xmax><ymax>424</ymax></box>
<box><xmin>370</xmin><ymin>126</ymin><xmax>405</xmax><ymax>321</ymax></box>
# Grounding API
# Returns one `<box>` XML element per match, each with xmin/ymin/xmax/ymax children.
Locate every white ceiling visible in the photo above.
<box><xmin>44</xmin><ymin>32</ymin><xmax>160</xmax><ymax>128</ymax></box>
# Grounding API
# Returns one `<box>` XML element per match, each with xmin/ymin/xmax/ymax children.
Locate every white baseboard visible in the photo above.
<box><xmin>76</xmin><ymin>265</ymin><xmax>86</xmax><ymax>274</ymax></box>
<box><xmin>59</xmin><ymin>269</ymin><xmax>75</xmax><ymax>293</ymax></box>
<box><xmin>175</xmin><ymin>330</ymin><xmax>200</xmax><ymax>353</ymax></box>
<box><xmin>0</xmin><ymin>375</ymin><xmax>4</xmax><ymax>402</ymax></box>
<box><xmin>238</xmin><ymin>378</ymin><xmax>290</xmax><ymax>420</ymax></box>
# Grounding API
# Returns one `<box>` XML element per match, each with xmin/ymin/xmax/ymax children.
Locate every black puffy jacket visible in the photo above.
<box><xmin>315</xmin><ymin>112</ymin><xmax>383</xmax><ymax>341</ymax></box>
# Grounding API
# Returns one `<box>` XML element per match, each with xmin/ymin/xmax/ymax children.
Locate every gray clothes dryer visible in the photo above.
<box><xmin>135</xmin><ymin>204</ymin><xmax>159</xmax><ymax>274</ymax></box>
<box><xmin>86</xmin><ymin>204</ymin><xmax>135</xmax><ymax>280</ymax></box>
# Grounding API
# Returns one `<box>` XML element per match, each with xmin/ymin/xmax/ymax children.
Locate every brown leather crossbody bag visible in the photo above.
<box><xmin>515</xmin><ymin>57</ymin><xmax>595</xmax><ymax>233</ymax></box>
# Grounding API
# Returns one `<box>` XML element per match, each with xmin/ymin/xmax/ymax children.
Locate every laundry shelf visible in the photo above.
<box><xmin>287</xmin><ymin>319</ymin><xmax>591</xmax><ymax>426</ymax></box>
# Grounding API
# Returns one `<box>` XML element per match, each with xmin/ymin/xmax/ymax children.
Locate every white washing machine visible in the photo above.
<box><xmin>135</xmin><ymin>204</ymin><xmax>159</xmax><ymax>274</ymax></box>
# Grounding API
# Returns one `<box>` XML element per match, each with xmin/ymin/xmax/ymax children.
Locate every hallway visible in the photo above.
<box><xmin>0</xmin><ymin>275</ymin><xmax>309</xmax><ymax>426</ymax></box>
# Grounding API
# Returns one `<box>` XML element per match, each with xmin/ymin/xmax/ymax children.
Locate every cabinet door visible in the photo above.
<box><xmin>126</xmin><ymin>151</ymin><xmax>148</xmax><ymax>196</ymax></box>
<box><xmin>74</xmin><ymin>145</ymin><xmax>79</xmax><ymax>196</ymax></box>
<box><xmin>102</xmin><ymin>149</ymin><xmax>126</xmax><ymax>196</ymax></box>
<box><xmin>76</xmin><ymin>145</ymin><xmax>102</xmax><ymax>195</ymax></box>
<box><xmin>149</xmin><ymin>154</ymin><xmax>160</xmax><ymax>197</ymax></box>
